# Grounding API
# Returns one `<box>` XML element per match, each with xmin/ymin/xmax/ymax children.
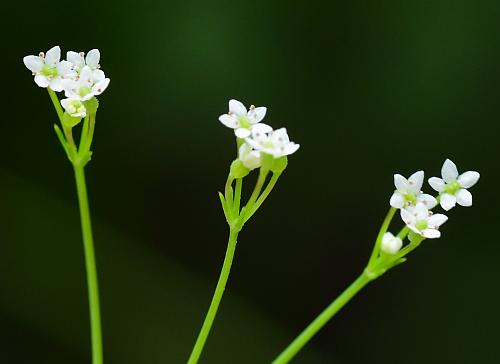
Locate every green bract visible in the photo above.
<box><xmin>261</xmin><ymin>153</ymin><xmax>288</xmax><ymax>174</ymax></box>
<box><xmin>230</xmin><ymin>159</ymin><xmax>250</xmax><ymax>179</ymax></box>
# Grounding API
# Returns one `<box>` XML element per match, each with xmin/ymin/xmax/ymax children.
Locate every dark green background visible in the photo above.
<box><xmin>1</xmin><ymin>1</ymin><xmax>498</xmax><ymax>363</ymax></box>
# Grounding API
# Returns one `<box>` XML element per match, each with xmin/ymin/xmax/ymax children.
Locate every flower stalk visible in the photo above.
<box><xmin>188</xmin><ymin>99</ymin><xmax>300</xmax><ymax>363</ymax></box>
<box><xmin>48</xmin><ymin>88</ymin><xmax>103</xmax><ymax>364</ymax></box>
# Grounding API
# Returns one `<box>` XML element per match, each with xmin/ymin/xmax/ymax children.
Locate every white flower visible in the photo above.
<box><xmin>66</xmin><ymin>49</ymin><xmax>105</xmax><ymax>82</ymax></box>
<box><xmin>381</xmin><ymin>232</ymin><xmax>403</xmax><ymax>255</ymax></box>
<box><xmin>428</xmin><ymin>159</ymin><xmax>480</xmax><ymax>211</ymax></box>
<box><xmin>219</xmin><ymin>99</ymin><xmax>271</xmax><ymax>138</ymax></box>
<box><xmin>245</xmin><ymin>125</ymin><xmax>300</xmax><ymax>158</ymax></box>
<box><xmin>61</xmin><ymin>98</ymin><xmax>87</xmax><ymax>118</ymax></box>
<box><xmin>389</xmin><ymin>171</ymin><xmax>437</xmax><ymax>209</ymax></box>
<box><xmin>23</xmin><ymin>46</ymin><xmax>73</xmax><ymax>92</ymax></box>
<box><xmin>238</xmin><ymin>143</ymin><xmax>261</xmax><ymax>170</ymax></box>
<box><xmin>401</xmin><ymin>202</ymin><xmax>448</xmax><ymax>239</ymax></box>
<box><xmin>62</xmin><ymin>66</ymin><xmax>110</xmax><ymax>101</ymax></box>
<box><xmin>67</xmin><ymin>49</ymin><xmax>101</xmax><ymax>72</ymax></box>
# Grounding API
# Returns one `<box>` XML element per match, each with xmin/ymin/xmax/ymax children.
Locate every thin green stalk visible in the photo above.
<box><xmin>233</xmin><ymin>178</ymin><xmax>243</xmax><ymax>215</ymax></box>
<box><xmin>368</xmin><ymin>207</ymin><xmax>396</xmax><ymax>266</ymax></box>
<box><xmin>240</xmin><ymin>169</ymin><xmax>268</xmax><ymax>221</ymax></box>
<box><xmin>187</xmin><ymin>227</ymin><xmax>239</xmax><ymax>364</ymax></box>
<box><xmin>272</xmin><ymin>273</ymin><xmax>372</xmax><ymax>364</ymax></box>
<box><xmin>243</xmin><ymin>172</ymin><xmax>280</xmax><ymax>223</ymax></box>
<box><xmin>74</xmin><ymin>164</ymin><xmax>103</xmax><ymax>364</ymax></box>
<box><xmin>48</xmin><ymin>88</ymin><xmax>63</xmax><ymax>121</ymax></box>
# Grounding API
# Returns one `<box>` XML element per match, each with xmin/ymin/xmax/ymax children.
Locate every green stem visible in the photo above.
<box><xmin>47</xmin><ymin>88</ymin><xmax>63</xmax><ymax>122</ymax></box>
<box><xmin>241</xmin><ymin>169</ymin><xmax>269</xmax><ymax>221</ymax></box>
<box><xmin>225</xmin><ymin>176</ymin><xmax>234</xmax><ymax>214</ymax></box>
<box><xmin>233</xmin><ymin>178</ymin><xmax>243</xmax><ymax>216</ymax></box>
<box><xmin>243</xmin><ymin>172</ymin><xmax>280</xmax><ymax>223</ymax></box>
<box><xmin>73</xmin><ymin>164</ymin><xmax>103</xmax><ymax>364</ymax></box>
<box><xmin>272</xmin><ymin>273</ymin><xmax>372</xmax><ymax>364</ymax></box>
<box><xmin>367</xmin><ymin>207</ymin><xmax>396</xmax><ymax>267</ymax></box>
<box><xmin>187</xmin><ymin>227</ymin><xmax>239</xmax><ymax>364</ymax></box>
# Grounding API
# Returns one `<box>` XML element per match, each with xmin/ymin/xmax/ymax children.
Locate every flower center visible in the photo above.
<box><xmin>415</xmin><ymin>219</ymin><xmax>428</xmax><ymax>231</ymax></box>
<box><xmin>238</xmin><ymin>116</ymin><xmax>251</xmax><ymax>129</ymax></box>
<box><xmin>41</xmin><ymin>64</ymin><xmax>58</xmax><ymax>78</ymax></box>
<box><xmin>403</xmin><ymin>193</ymin><xmax>416</xmax><ymax>204</ymax></box>
<box><xmin>79</xmin><ymin>86</ymin><xmax>92</xmax><ymax>97</ymax></box>
<box><xmin>444</xmin><ymin>180</ymin><xmax>461</xmax><ymax>195</ymax></box>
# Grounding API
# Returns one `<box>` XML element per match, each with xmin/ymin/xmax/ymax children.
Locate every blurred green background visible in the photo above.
<box><xmin>1</xmin><ymin>0</ymin><xmax>499</xmax><ymax>363</ymax></box>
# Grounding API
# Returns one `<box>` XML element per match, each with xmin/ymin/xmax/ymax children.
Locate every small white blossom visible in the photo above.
<box><xmin>381</xmin><ymin>232</ymin><xmax>403</xmax><ymax>255</ymax></box>
<box><xmin>238</xmin><ymin>143</ymin><xmax>261</xmax><ymax>170</ymax></box>
<box><xmin>67</xmin><ymin>49</ymin><xmax>100</xmax><ymax>72</ymax></box>
<box><xmin>23</xmin><ymin>46</ymin><xmax>73</xmax><ymax>91</ymax></box>
<box><xmin>66</xmin><ymin>49</ymin><xmax>105</xmax><ymax>82</ymax></box>
<box><xmin>62</xmin><ymin>66</ymin><xmax>110</xmax><ymax>101</ymax></box>
<box><xmin>390</xmin><ymin>171</ymin><xmax>437</xmax><ymax>209</ymax></box>
<box><xmin>245</xmin><ymin>125</ymin><xmax>300</xmax><ymax>158</ymax></box>
<box><xmin>401</xmin><ymin>203</ymin><xmax>448</xmax><ymax>239</ymax></box>
<box><xmin>428</xmin><ymin>159</ymin><xmax>480</xmax><ymax>211</ymax></box>
<box><xmin>61</xmin><ymin>98</ymin><xmax>87</xmax><ymax>118</ymax></box>
<box><xmin>219</xmin><ymin>99</ymin><xmax>271</xmax><ymax>138</ymax></box>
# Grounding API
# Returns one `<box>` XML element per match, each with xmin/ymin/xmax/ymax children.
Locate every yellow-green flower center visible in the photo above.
<box><xmin>79</xmin><ymin>86</ymin><xmax>91</xmax><ymax>97</ymax></box>
<box><xmin>41</xmin><ymin>64</ymin><xmax>58</xmax><ymax>78</ymax></box>
<box><xmin>415</xmin><ymin>220</ymin><xmax>428</xmax><ymax>230</ymax></box>
<box><xmin>444</xmin><ymin>180</ymin><xmax>461</xmax><ymax>195</ymax></box>
<box><xmin>238</xmin><ymin>116</ymin><xmax>251</xmax><ymax>129</ymax></box>
<box><xmin>404</xmin><ymin>193</ymin><xmax>416</xmax><ymax>204</ymax></box>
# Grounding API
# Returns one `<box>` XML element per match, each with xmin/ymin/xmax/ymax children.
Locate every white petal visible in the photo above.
<box><xmin>251</xmin><ymin>123</ymin><xmax>272</xmax><ymax>133</ymax></box>
<box><xmin>229</xmin><ymin>99</ymin><xmax>247</xmax><ymax>116</ymax></box>
<box><xmin>245</xmin><ymin>138</ymin><xmax>261</xmax><ymax>150</ymax></box>
<box><xmin>219</xmin><ymin>114</ymin><xmax>239</xmax><ymax>128</ymax></box>
<box><xmin>67</xmin><ymin>51</ymin><xmax>84</xmax><ymax>68</ymax></box>
<box><xmin>428</xmin><ymin>177</ymin><xmax>445</xmax><ymax>192</ymax></box>
<box><xmin>272</xmin><ymin>128</ymin><xmax>291</xmax><ymax>144</ymax></box>
<box><xmin>428</xmin><ymin>213</ymin><xmax>448</xmax><ymax>228</ymax></box>
<box><xmin>86</xmin><ymin>49</ymin><xmax>100</xmax><ymax>68</ymax></box>
<box><xmin>49</xmin><ymin>78</ymin><xmax>63</xmax><ymax>92</ymax></box>
<box><xmin>78</xmin><ymin>66</ymin><xmax>93</xmax><ymax>85</ymax></box>
<box><xmin>390</xmin><ymin>192</ymin><xmax>405</xmax><ymax>208</ymax></box>
<box><xmin>252</xmin><ymin>123</ymin><xmax>272</xmax><ymax>141</ymax></box>
<box><xmin>92</xmin><ymin>78</ymin><xmax>110</xmax><ymax>95</ymax></box>
<box><xmin>34</xmin><ymin>75</ymin><xmax>50</xmax><ymax>88</ymax></box>
<box><xmin>57</xmin><ymin>60</ymin><xmax>73</xmax><ymax>77</ymax></box>
<box><xmin>285</xmin><ymin>143</ymin><xmax>300</xmax><ymax>155</ymax></box>
<box><xmin>60</xmin><ymin>98</ymin><xmax>69</xmax><ymax>109</ymax></box>
<box><xmin>417</xmin><ymin>194</ymin><xmax>437</xmax><ymax>209</ymax></box>
<box><xmin>457</xmin><ymin>171</ymin><xmax>480</xmax><ymax>189</ymax></box>
<box><xmin>408</xmin><ymin>170</ymin><xmax>424</xmax><ymax>193</ymax></box>
<box><xmin>248</xmin><ymin>106</ymin><xmax>267</xmax><ymax>123</ymax></box>
<box><xmin>62</xmin><ymin>79</ymin><xmax>77</xmax><ymax>97</ymax></box>
<box><xmin>423</xmin><ymin>228</ymin><xmax>441</xmax><ymax>239</ymax></box>
<box><xmin>45</xmin><ymin>46</ymin><xmax>61</xmax><ymax>66</ymax></box>
<box><xmin>414</xmin><ymin>203</ymin><xmax>430</xmax><ymax>219</ymax></box>
<box><xmin>456</xmin><ymin>189</ymin><xmax>472</xmax><ymax>207</ymax></box>
<box><xmin>440</xmin><ymin>193</ymin><xmax>457</xmax><ymax>211</ymax></box>
<box><xmin>400</xmin><ymin>208</ymin><xmax>415</xmax><ymax>225</ymax></box>
<box><xmin>235</xmin><ymin>128</ymin><xmax>251</xmax><ymax>138</ymax></box>
<box><xmin>92</xmin><ymin>69</ymin><xmax>106</xmax><ymax>83</ymax></box>
<box><xmin>442</xmin><ymin>159</ymin><xmax>459</xmax><ymax>183</ymax></box>
<box><xmin>394</xmin><ymin>174</ymin><xmax>408</xmax><ymax>191</ymax></box>
<box><xmin>23</xmin><ymin>55</ymin><xmax>44</xmax><ymax>72</ymax></box>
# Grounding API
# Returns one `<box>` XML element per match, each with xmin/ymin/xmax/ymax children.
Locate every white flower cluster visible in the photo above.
<box><xmin>23</xmin><ymin>46</ymin><xmax>110</xmax><ymax>118</ymax></box>
<box><xmin>219</xmin><ymin>99</ymin><xmax>300</xmax><ymax>170</ymax></box>
<box><xmin>381</xmin><ymin>159</ymin><xmax>480</xmax><ymax>254</ymax></box>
